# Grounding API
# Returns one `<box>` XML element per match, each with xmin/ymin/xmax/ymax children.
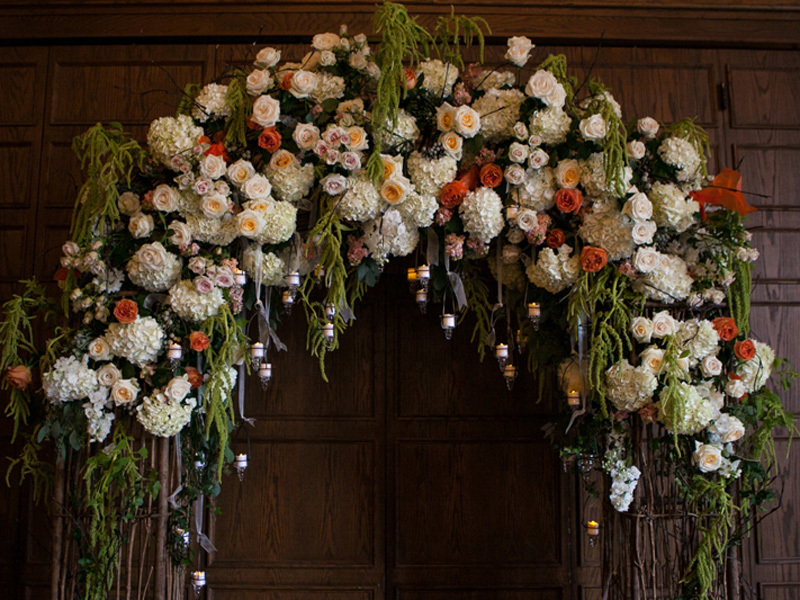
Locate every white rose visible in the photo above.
<box><xmin>640</xmin><ymin>346</ymin><xmax>665</xmax><ymax>374</ymax></box>
<box><xmin>235</xmin><ymin>209</ymin><xmax>265</xmax><ymax>239</ymax></box>
<box><xmin>517</xmin><ymin>208</ymin><xmax>538</xmax><ymax>232</ymax></box>
<box><xmin>505</xmin><ymin>44</ymin><xmax>532</xmax><ymax>68</ymax></box>
<box><xmin>652</xmin><ymin>311</ymin><xmax>678</xmax><ymax>338</ymax></box>
<box><xmin>726</xmin><ymin>378</ymin><xmax>747</xmax><ymax>399</ymax></box>
<box><xmin>525</xmin><ymin>70</ymin><xmax>557</xmax><ymax>100</ymax></box>
<box><xmin>312</xmin><ymin>32</ymin><xmax>340</xmax><ymax>52</ymax></box>
<box><xmin>710</xmin><ymin>414</ymin><xmax>745</xmax><ymax>443</ymax></box>
<box><xmin>555</xmin><ymin>159</ymin><xmax>581</xmax><ymax>189</ymax></box>
<box><xmin>436</xmin><ymin>103</ymin><xmax>456</xmax><ymax>132</ymax></box>
<box><xmin>128</xmin><ymin>212</ymin><xmax>155</xmax><ymax>239</ymax></box>
<box><xmin>97</xmin><ymin>363</ymin><xmax>122</xmax><ymax>387</ymax></box>
<box><xmin>513</xmin><ymin>121</ymin><xmax>528</xmax><ymax>140</ymax></box>
<box><xmin>637</xmin><ymin>117</ymin><xmax>659</xmax><ymax>139</ymax></box>
<box><xmin>118</xmin><ymin>191</ymin><xmax>141</xmax><ymax>216</ymax></box>
<box><xmin>544</xmin><ymin>83</ymin><xmax>566</xmax><ymax>108</ymax></box>
<box><xmin>254</xmin><ymin>47</ymin><xmax>281</xmax><ymax>68</ymax></box>
<box><xmin>700</xmin><ymin>355</ymin><xmax>723</xmax><ymax>377</ymax></box>
<box><xmin>138</xmin><ymin>242</ymin><xmax>170</xmax><ymax>271</ymax></box>
<box><xmin>508</xmin><ymin>142</ymin><xmax>529</xmax><ymax>163</ymax></box>
<box><xmin>623</xmin><ymin>192</ymin><xmax>653</xmax><ymax>222</ymax></box>
<box><xmin>631</xmin><ymin>221</ymin><xmax>657</xmax><ymax>245</ymax></box>
<box><xmin>454</xmin><ymin>105</ymin><xmax>480</xmax><ymax>138</ymax></box>
<box><xmin>164</xmin><ymin>375</ymin><xmax>193</xmax><ymax>403</ymax></box>
<box><xmin>528</xmin><ymin>149</ymin><xmax>549</xmax><ymax>169</ymax></box>
<box><xmin>504</xmin><ymin>164</ymin><xmax>526</xmax><ymax>186</ymax></box>
<box><xmin>269</xmin><ymin>149</ymin><xmax>296</xmax><ymax>170</ymax></box>
<box><xmin>193</xmin><ymin>177</ymin><xmax>213</xmax><ymax>196</ymax></box>
<box><xmin>631</xmin><ymin>316</ymin><xmax>654</xmax><ymax>343</ymax></box>
<box><xmin>227</xmin><ymin>159</ymin><xmax>255</xmax><ymax>186</ymax></box>
<box><xmin>289</xmin><ymin>70</ymin><xmax>318</xmax><ymax>99</ymax></box>
<box><xmin>168</xmin><ymin>221</ymin><xmax>192</xmax><ymax>247</ymax></box>
<box><xmin>693</xmin><ymin>442</ymin><xmax>723</xmax><ymax>473</ymax></box>
<box><xmin>627</xmin><ymin>140</ymin><xmax>646</xmax><ymax>160</ymax></box>
<box><xmin>579</xmin><ymin>114</ymin><xmax>607</xmax><ymax>141</ymax></box>
<box><xmin>366</xmin><ymin>62</ymin><xmax>381</xmax><ymax>80</ymax></box>
<box><xmin>200</xmin><ymin>153</ymin><xmax>226</xmax><ymax>180</ymax></box>
<box><xmin>88</xmin><ymin>337</ymin><xmax>112</xmax><ymax>361</ymax></box>
<box><xmin>340</xmin><ymin>151</ymin><xmax>362</xmax><ymax>171</ymax></box>
<box><xmin>246</xmin><ymin>69</ymin><xmax>273</xmax><ymax>95</ymax></box>
<box><xmin>293</xmin><ymin>123</ymin><xmax>320</xmax><ymax>150</ymax></box>
<box><xmin>200</xmin><ymin>193</ymin><xmax>229</xmax><ymax>219</ymax></box>
<box><xmin>439</xmin><ymin>131</ymin><xmax>463</xmax><ymax>158</ymax></box>
<box><xmin>633</xmin><ymin>247</ymin><xmax>661</xmax><ymax>273</ymax></box>
<box><xmin>152</xmin><ymin>184</ymin><xmax>179</xmax><ymax>212</ymax></box>
<box><xmin>319</xmin><ymin>50</ymin><xmax>336</xmax><ymax>67</ymax></box>
<box><xmin>251</xmin><ymin>95</ymin><xmax>281</xmax><ymax>128</ymax></box>
<box><xmin>242</xmin><ymin>174</ymin><xmax>272</xmax><ymax>199</ymax></box>
<box><xmin>111</xmin><ymin>379</ymin><xmax>139</xmax><ymax>406</ymax></box>
<box><xmin>349</xmin><ymin>51</ymin><xmax>368</xmax><ymax>71</ymax></box>
<box><xmin>321</xmin><ymin>174</ymin><xmax>349</xmax><ymax>196</ymax></box>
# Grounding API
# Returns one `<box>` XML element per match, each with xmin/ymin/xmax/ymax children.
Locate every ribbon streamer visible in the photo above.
<box><xmin>426</xmin><ymin>229</ymin><xmax>440</xmax><ymax>267</ymax></box>
<box><xmin>167</xmin><ymin>433</ymin><xmax>183</xmax><ymax>510</ymax></box>
<box><xmin>237</xmin><ymin>362</ymin><xmax>255</xmax><ymax>425</ymax></box>
<box><xmin>143</xmin><ymin>293</ymin><xmax>168</xmax><ymax>310</ymax></box>
<box><xmin>443</xmin><ymin>254</ymin><xmax>467</xmax><ymax>311</ymax></box>
<box><xmin>194</xmin><ymin>494</ymin><xmax>217</xmax><ymax>554</ymax></box>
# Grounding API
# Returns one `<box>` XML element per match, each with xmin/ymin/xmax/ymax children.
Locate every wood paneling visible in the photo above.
<box><xmin>397</xmin><ymin>589</ymin><xmax>562</xmax><ymax>600</ymax></box>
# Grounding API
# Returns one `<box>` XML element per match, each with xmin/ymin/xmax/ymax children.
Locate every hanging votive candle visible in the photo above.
<box><xmin>506</xmin><ymin>205</ymin><xmax>520</xmax><ymax>221</ymax></box>
<box><xmin>516</xmin><ymin>329</ymin><xmax>527</xmax><ymax>346</ymax></box>
<box><xmin>527</xmin><ymin>302</ymin><xmax>541</xmax><ymax>330</ymax></box>
<box><xmin>190</xmin><ymin>571</ymin><xmax>206</xmax><ymax>598</ymax></box>
<box><xmin>325</xmin><ymin>302</ymin><xmax>336</xmax><ymax>320</ymax></box>
<box><xmin>495</xmin><ymin>343</ymin><xmax>509</xmax><ymax>370</ymax></box>
<box><xmin>234</xmin><ymin>453</ymin><xmax>248</xmax><ymax>481</ymax></box>
<box><xmin>567</xmin><ymin>390</ymin><xmax>581</xmax><ymax>408</ymax></box>
<box><xmin>233</xmin><ymin>268</ymin><xmax>247</xmax><ymax>286</ymax></box>
<box><xmin>282</xmin><ymin>289</ymin><xmax>294</xmax><ymax>315</ymax></box>
<box><xmin>416</xmin><ymin>289</ymin><xmax>427</xmax><ymax>314</ymax></box>
<box><xmin>286</xmin><ymin>270</ymin><xmax>301</xmax><ymax>291</ymax></box>
<box><xmin>250</xmin><ymin>342</ymin><xmax>265</xmax><ymax>369</ymax></box>
<box><xmin>176</xmin><ymin>527</ymin><xmax>190</xmax><ymax>547</ymax></box>
<box><xmin>407</xmin><ymin>267</ymin><xmax>418</xmax><ymax>293</ymax></box>
<box><xmin>416</xmin><ymin>264</ymin><xmax>430</xmax><ymax>292</ymax></box>
<box><xmin>323</xmin><ymin>322</ymin><xmax>335</xmax><ymax>349</ymax></box>
<box><xmin>258</xmin><ymin>362</ymin><xmax>272</xmax><ymax>390</ymax></box>
<box><xmin>168</xmin><ymin>342</ymin><xmax>183</xmax><ymax>368</ymax></box>
<box><xmin>586</xmin><ymin>520</ymin><xmax>600</xmax><ymax>547</ymax></box>
<box><xmin>441</xmin><ymin>313</ymin><xmax>456</xmax><ymax>340</ymax></box>
<box><xmin>503</xmin><ymin>364</ymin><xmax>517</xmax><ymax>390</ymax></box>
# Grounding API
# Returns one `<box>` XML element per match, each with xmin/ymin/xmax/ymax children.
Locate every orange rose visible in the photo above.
<box><xmin>258</xmin><ymin>127</ymin><xmax>282</xmax><ymax>153</ymax></box>
<box><xmin>113</xmin><ymin>299</ymin><xmax>139</xmax><ymax>324</ymax></box>
<box><xmin>734</xmin><ymin>339</ymin><xmax>756</xmax><ymax>361</ymax></box>
<box><xmin>189</xmin><ymin>331</ymin><xmax>210</xmax><ymax>352</ymax></box>
<box><xmin>280</xmin><ymin>73</ymin><xmax>293</xmax><ymax>91</ymax></box>
<box><xmin>403</xmin><ymin>68</ymin><xmax>417</xmax><ymax>90</ymax></box>
<box><xmin>184</xmin><ymin>366</ymin><xmax>204</xmax><ymax>388</ymax></box>
<box><xmin>554</xmin><ymin>188</ymin><xmax>584</xmax><ymax>214</ymax></box>
<box><xmin>440</xmin><ymin>180</ymin><xmax>469</xmax><ymax>209</ymax></box>
<box><xmin>546</xmin><ymin>229</ymin><xmax>566</xmax><ymax>249</ymax></box>
<box><xmin>580</xmin><ymin>246</ymin><xmax>607</xmax><ymax>273</ymax></box>
<box><xmin>712</xmin><ymin>317</ymin><xmax>738</xmax><ymax>342</ymax></box>
<box><xmin>479</xmin><ymin>164</ymin><xmax>503</xmax><ymax>188</ymax></box>
<box><xmin>6</xmin><ymin>365</ymin><xmax>32</xmax><ymax>391</ymax></box>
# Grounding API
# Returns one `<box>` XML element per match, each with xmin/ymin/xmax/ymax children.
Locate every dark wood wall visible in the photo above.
<box><xmin>0</xmin><ymin>3</ymin><xmax>799</xmax><ymax>599</ymax></box>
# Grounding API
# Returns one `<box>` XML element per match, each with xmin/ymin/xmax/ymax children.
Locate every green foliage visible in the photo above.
<box><xmin>224</xmin><ymin>71</ymin><xmax>253</xmax><ymax>148</ymax></box>
<box><xmin>728</xmin><ymin>257</ymin><xmax>752</xmax><ymax>336</ymax></box>
<box><xmin>432</xmin><ymin>7</ymin><xmax>490</xmax><ymax>70</ymax></box>
<box><xmin>584</xmin><ymin>82</ymin><xmax>629</xmax><ymax>197</ymax></box>
<box><xmin>460</xmin><ymin>261</ymin><xmax>494</xmax><ymax>362</ymax></box>
<box><xmin>81</xmin><ymin>427</ymin><xmax>160</xmax><ymax>600</ymax></box>
<box><xmin>70</xmin><ymin>123</ymin><xmax>146</xmax><ymax>247</ymax></box>
<box><xmin>5</xmin><ymin>429</ymin><xmax>52</xmax><ymax>504</ymax></box>
<box><xmin>176</xmin><ymin>82</ymin><xmax>201</xmax><ymax>116</ymax></box>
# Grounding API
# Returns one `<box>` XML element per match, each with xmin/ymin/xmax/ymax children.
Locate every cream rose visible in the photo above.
<box><xmin>138</xmin><ymin>242</ymin><xmax>170</xmax><ymax>271</ymax></box>
<box><xmin>436</xmin><ymin>103</ymin><xmax>455</xmax><ymax>132</ymax></box>
<box><xmin>631</xmin><ymin>221</ymin><xmax>657</xmax><ymax>245</ymax></box>
<box><xmin>439</xmin><ymin>131</ymin><xmax>463</xmax><ymax>158</ymax></box>
<box><xmin>652</xmin><ymin>310</ymin><xmax>678</xmax><ymax>338</ymax></box>
<box><xmin>631</xmin><ymin>316</ymin><xmax>654</xmax><ymax>343</ymax></box>
<box><xmin>623</xmin><ymin>192</ymin><xmax>653</xmax><ymax>222</ymax></box>
<box><xmin>169</xmin><ymin>221</ymin><xmax>192</xmax><ymax>247</ymax></box>
<box><xmin>555</xmin><ymin>159</ymin><xmax>581</xmax><ymax>189</ymax></box>
<box><xmin>226</xmin><ymin>159</ymin><xmax>255</xmax><ymax>186</ymax></box>
<box><xmin>269</xmin><ymin>149</ymin><xmax>296</xmax><ymax>170</ymax></box>
<box><xmin>700</xmin><ymin>355</ymin><xmax>723</xmax><ymax>377</ymax></box>
<box><xmin>251</xmin><ymin>95</ymin><xmax>281</xmax><ymax>128</ymax></box>
<box><xmin>525</xmin><ymin>70</ymin><xmax>557</xmax><ymax>100</ymax></box>
<box><xmin>726</xmin><ymin>378</ymin><xmax>747</xmax><ymax>399</ymax></box>
<box><xmin>319</xmin><ymin>50</ymin><xmax>336</xmax><ymax>67</ymax></box>
<box><xmin>579</xmin><ymin>114</ymin><xmax>607</xmax><ymax>141</ymax></box>
<box><xmin>345</xmin><ymin>126</ymin><xmax>369</xmax><ymax>151</ymax></box>
<box><xmin>111</xmin><ymin>379</ymin><xmax>140</xmax><ymax>406</ymax></box>
<box><xmin>151</xmin><ymin>184</ymin><xmax>179</xmax><ymax>212</ymax></box>
<box><xmin>528</xmin><ymin>149</ymin><xmax>549</xmax><ymax>169</ymax></box>
<box><xmin>88</xmin><ymin>337</ymin><xmax>112</xmax><ymax>361</ymax></box>
<box><xmin>254</xmin><ymin>46</ymin><xmax>281</xmax><ymax>68</ymax></box>
<box><xmin>118</xmin><ymin>191</ymin><xmax>141</xmax><ymax>216</ymax></box>
<box><xmin>201</xmin><ymin>193</ymin><xmax>229</xmax><ymax>219</ymax></box>
<box><xmin>246</xmin><ymin>69</ymin><xmax>273</xmax><ymax>95</ymax></box>
<box><xmin>637</xmin><ymin>117</ymin><xmax>659</xmax><ymax>139</ymax></box>
<box><xmin>640</xmin><ymin>346</ymin><xmax>665</xmax><ymax>374</ymax></box>
<box><xmin>633</xmin><ymin>247</ymin><xmax>661</xmax><ymax>273</ymax></box>
<box><xmin>454</xmin><ymin>106</ymin><xmax>480</xmax><ymax>138</ymax></box>
<box><xmin>504</xmin><ymin>164</ymin><xmax>526</xmax><ymax>186</ymax></box>
<box><xmin>693</xmin><ymin>442</ymin><xmax>722</xmax><ymax>473</ymax></box>
<box><xmin>165</xmin><ymin>375</ymin><xmax>193</xmax><ymax>403</ymax></box>
<box><xmin>200</xmin><ymin>154</ymin><xmax>226</xmax><ymax>180</ymax></box>
<box><xmin>381</xmin><ymin>178</ymin><xmax>409</xmax><ymax>205</ymax></box>
<box><xmin>293</xmin><ymin>123</ymin><xmax>320</xmax><ymax>151</ymax></box>
<box><xmin>289</xmin><ymin>70</ymin><xmax>318</xmax><ymax>99</ymax></box>
<box><xmin>97</xmin><ymin>363</ymin><xmax>122</xmax><ymax>388</ymax></box>
<box><xmin>235</xmin><ymin>209</ymin><xmax>265</xmax><ymax>239</ymax></box>
<box><xmin>710</xmin><ymin>414</ymin><xmax>745</xmax><ymax>443</ymax></box>
<box><xmin>321</xmin><ymin>174</ymin><xmax>348</xmax><ymax>196</ymax></box>
<box><xmin>129</xmin><ymin>212</ymin><xmax>155</xmax><ymax>239</ymax></box>
<box><xmin>627</xmin><ymin>140</ymin><xmax>646</xmax><ymax>160</ymax></box>
<box><xmin>505</xmin><ymin>44</ymin><xmax>532</xmax><ymax>68</ymax></box>
<box><xmin>242</xmin><ymin>174</ymin><xmax>272</xmax><ymax>199</ymax></box>
<box><xmin>312</xmin><ymin>32</ymin><xmax>340</xmax><ymax>52</ymax></box>
<box><xmin>508</xmin><ymin>142</ymin><xmax>529</xmax><ymax>163</ymax></box>
<box><xmin>517</xmin><ymin>208</ymin><xmax>538</xmax><ymax>232</ymax></box>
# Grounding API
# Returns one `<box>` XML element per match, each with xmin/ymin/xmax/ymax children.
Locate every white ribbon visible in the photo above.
<box><xmin>237</xmin><ymin>362</ymin><xmax>254</xmax><ymax>425</ymax></box>
<box><xmin>167</xmin><ymin>433</ymin><xmax>183</xmax><ymax>510</ymax></box>
<box><xmin>443</xmin><ymin>254</ymin><xmax>467</xmax><ymax>311</ymax></box>
<box><xmin>426</xmin><ymin>229</ymin><xmax>440</xmax><ymax>267</ymax></box>
<box><xmin>194</xmin><ymin>494</ymin><xmax>217</xmax><ymax>554</ymax></box>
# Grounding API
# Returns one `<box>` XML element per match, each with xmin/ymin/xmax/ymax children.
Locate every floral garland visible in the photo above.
<box><xmin>0</xmin><ymin>2</ymin><xmax>794</xmax><ymax>598</ymax></box>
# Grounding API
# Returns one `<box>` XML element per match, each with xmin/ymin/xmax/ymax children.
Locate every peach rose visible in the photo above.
<box><xmin>555</xmin><ymin>159</ymin><xmax>581</xmax><ymax>189</ymax></box>
<box><xmin>114</xmin><ymin>299</ymin><xmax>139</xmax><ymax>324</ymax></box>
<box><xmin>712</xmin><ymin>317</ymin><xmax>738</xmax><ymax>342</ymax></box>
<box><xmin>546</xmin><ymin>229</ymin><xmax>566</xmax><ymax>249</ymax></box>
<box><xmin>258</xmin><ymin>127</ymin><xmax>282</xmax><ymax>152</ymax></box>
<box><xmin>440</xmin><ymin>180</ymin><xmax>469</xmax><ymax>209</ymax></box>
<box><xmin>403</xmin><ymin>68</ymin><xmax>417</xmax><ymax>90</ymax></box>
<box><xmin>581</xmin><ymin>246</ymin><xmax>608</xmax><ymax>273</ymax></box>
<box><xmin>554</xmin><ymin>188</ymin><xmax>584</xmax><ymax>214</ymax></box>
<box><xmin>6</xmin><ymin>365</ymin><xmax>32</xmax><ymax>391</ymax></box>
<box><xmin>479</xmin><ymin>164</ymin><xmax>503</xmax><ymax>188</ymax></box>
<box><xmin>185</xmin><ymin>366</ymin><xmax>204</xmax><ymax>388</ymax></box>
<box><xmin>734</xmin><ymin>339</ymin><xmax>756</xmax><ymax>361</ymax></box>
<box><xmin>189</xmin><ymin>331</ymin><xmax>210</xmax><ymax>352</ymax></box>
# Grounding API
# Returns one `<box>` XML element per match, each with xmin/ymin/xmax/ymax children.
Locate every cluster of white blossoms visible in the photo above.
<box><xmin>363</xmin><ymin>208</ymin><xmax>419</xmax><ymax>262</ymax></box>
<box><xmin>513</xmin><ymin>167</ymin><xmax>556</xmax><ymax>212</ymax></box>
<box><xmin>126</xmin><ymin>242</ymin><xmax>182</xmax><ymax>292</ymax></box>
<box><xmin>397</xmin><ymin>190</ymin><xmax>438</xmax><ymax>229</ymax></box>
<box><xmin>83</xmin><ymin>387</ymin><xmax>115</xmax><ymax>443</ymax></box>
<box><xmin>406</xmin><ymin>152</ymin><xmax>458</xmax><ymax>197</ymax></box>
<box><xmin>649</xmin><ymin>182</ymin><xmax>699</xmax><ymax>233</ymax></box>
<box><xmin>738</xmin><ymin>341</ymin><xmax>775</xmax><ymax>392</ymax></box>
<box><xmin>241</xmin><ymin>246</ymin><xmax>286</xmax><ymax>286</ymax></box>
<box><xmin>472</xmin><ymin>88</ymin><xmax>525</xmax><ymax>142</ymax></box>
<box><xmin>459</xmin><ymin>187</ymin><xmax>504</xmax><ymax>243</ymax></box>
<box><xmin>337</xmin><ymin>172</ymin><xmax>382</xmax><ymax>222</ymax></box>
<box><xmin>416</xmin><ymin>59</ymin><xmax>459</xmax><ymax>97</ymax></box>
<box><xmin>693</xmin><ymin>441</ymin><xmax>741</xmax><ymax>479</ymax></box>
<box><xmin>529</xmin><ymin>106</ymin><xmax>572</xmax><ymax>146</ymax></box>
<box><xmin>146</xmin><ymin>115</ymin><xmax>204</xmax><ymax>168</ymax></box>
<box><xmin>136</xmin><ymin>389</ymin><xmax>197</xmax><ymax>438</ymax></box>
<box><xmin>168</xmin><ymin>279</ymin><xmax>226</xmax><ymax>322</ymax></box>
<box><xmin>192</xmin><ymin>83</ymin><xmax>231</xmax><ymax>122</ymax></box>
<box><xmin>663</xmin><ymin>381</ymin><xmax>720</xmax><ymax>434</ymax></box>
<box><xmin>105</xmin><ymin>316</ymin><xmax>166</xmax><ymax>367</ymax></box>
<box><xmin>632</xmin><ymin>247</ymin><xmax>693</xmax><ymax>303</ymax></box>
<box><xmin>580</xmin><ymin>152</ymin><xmax>631</xmax><ymax>198</ymax></box>
<box><xmin>526</xmin><ymin>245</ymin><xmax>581</xmax><ymax>294</ymax></box>
<box><xmin>609</xmin><ymin>463</ymin><xmax>641</xmax><ymax>512</ymax></box>
<box><xmin>579</xmin><ymin>200</ymin><xmax>636</xmax><ymax>261</ymax></box>
<box><xmin>605</xmin><ymin>359</ymin><xmax>658</xmax><ymax>413</ymax></box>
<box><xmin>658</xmin><ymin>136</ymin><xmax>703</xmax><ymax>183</ymax></box>
<box><xmin>43</xmin><ymin>355</ymin><xmax>98</xmax><ymax>403</ymax></box>
<box><xmin>265</xmin><ymin>152</ymin><xmax>316</xmax><ymax>203</ymax></box>
<box><xmin>380</xmin><ymin>109</ymin><xmax>420</xmax><ymax>151</ymax></box>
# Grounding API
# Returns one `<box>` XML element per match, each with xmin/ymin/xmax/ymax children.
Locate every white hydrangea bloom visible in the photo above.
<box><xmin>676</xmin><ymin>319</ymin><xmax>720</xmax><ymax>364</ymax></box>
<box><xmin>460</xmin><ymin>187</ymin><xmax>504</xmax><ymax>243</ymax></box>
<box><xmin>43</xmin><ymin>355</ymin><xmax>98</xmax><ymax>403</ymax></box>
<box><xmin>241</xmin><ymin>247</ymin><xmax>286</xmax><ymax>286</ymax></box>
<box><xmin>380</xmin><ymin>109</ymin><xmax>420</xmax><ymax>151</ymax></box>
<box><xmin>105</xmin><ymin>316</ymin><xmax>165</xmax><ymax>367</ymax></box>
<box><xmin>337</xmin><ymin>172</ymin><xmax>382</xmax><ymax>222</ymax></box>
<box><xmin>605</xmin><ymin>359</ymin><xmax>657</xmax><ymax>413</ymax></box>
<box><xmin>192</xmin><ymin>83</ymin><xmax>230</xmax><ymax>122</ymax></box>
<box><xmin>83</xmin><ymin>387</ymin><xmax>114</xmax><ymax>443</ymax></box>
<box><xmin>579</xmin><ymin>200</ymin><xmax>636</xmax><ymax>261</ymax></box>
<box><xmin>406</xmin><ymin>152</ymin><xmax>458</xmax><ymax>197</ymax></box>
<box><xmin>633</xmin><ymin>252</ymin><xmax>694</xmax><ymax>303</ymax></box>
<box><xmin>649</xmin><ymin>182</ymin><xmax>699</xmax><ymax>233</ymax></box>
<box><xmin>526</xmin><ymin>245</ymin><xmax>581</xmax><ymax>294</ymax></box>
<box><xmin>737</xmin><ymin>341</ymin><xmax>775</xmax><ymax>392</ymax></box>
<box><xmin>580</xmin><ymin>152</ymin><xmax>632</xmax><ymax>198</ymax></box>
<box><xmin>416</xmin><ymin>59</ymin><xmax>459</xmax><ymax>97</ymax></box>
<box><xmin>610</xmin><ymin>464</ymin><xmax>641</xmax><ymax>512</ymax></box>
<box><xmin>528</xmin><ymin>106</ymin><xmax>571</xmax><ymax>146</ymax></box>
<box><xmin>168</xmin><ymin>280</ymin><xmax>226</xmax><ymax>323</ymax></box>
<box><xmin>310</xmin><ymin>73</ymin><xmax>346</xmax><ymax>103</ymax></box>
<box><xmin>136</xmin><ymin>390</ymin><xmax>196</xmax><ymax>437</ymax></box>
<box><xmin>126</xmin><ymin>242</ymin><xmax>182</xmax><ymax>292</ymax></box>
<box><xmin>514</xmin><ymin>167</ymin><xmax>556</xmax><ymax>212</ymax></box>
<box><xmin>396</xmin><ymin>191</ymin><xmax>438</xmax><ymax>228</ymax></box>
<box><xmin>185</xmin><ymin>214</ymin><xmax>238</xmax><ymax>246</ymax></box>
<box><xmin>662</xmin><ymin>382</ymin><xmax>720</xmax><ymax>434</ymax></box>
<box><xmin>363</xmin><ymin>208</ymin><xmax>419</xmax><ymax>262</ymax></box>
<box><xmin>254</xmin><ymin>200</ymin><xmax>297</xmax><ymax>244</ymax></box>
<box><xmin>472</xmin><ymin>88</ymin><xmax>525</xmax><ymax>142</ymax></box>
<box><xmin>265</xmin><ymin>162</ymin><xmax>315</xmax><ymax>203</ymax></box>
<box><xmin>658</xmin><ymin>136</ymin><xmax>702</xmax><ymax>183</ymax></box>
<box><xmin>146</xmin><ymin>115</ymin><xmax>204</xmax><ymax>169</ymax></box>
